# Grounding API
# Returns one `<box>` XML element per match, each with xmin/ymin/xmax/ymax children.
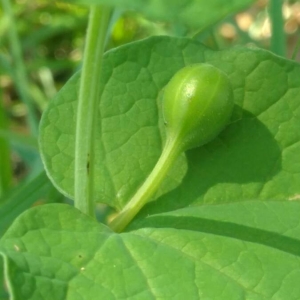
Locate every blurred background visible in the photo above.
<box><xmin>0</xmin><ymin>0</ymin><xmax>299</xmax><ymax>228</ymax></box>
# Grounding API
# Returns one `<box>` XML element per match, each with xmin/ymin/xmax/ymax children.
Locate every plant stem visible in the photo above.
<box><xmin>1</xmin><ymin>0</ymin><xmax>39</xmax><ymax>136</ymax></box>
<box><xmin>0</xmin><ymin>89</ymin><xmax>12</xmax><ymax>198</ymax></box>
<box><xmin>74</xmin><ymin>6</ymin><xmax>112</xmax><ymax>217</ymax></box>
<box><xmin>269</xmin><ymin>0</ymin><xmax>286</xmax><ymax>57</ymax></box>
<box><xmin>292</xmin><ymin>38</ymin><xmax>300</xmax><ymax>60</ymax></box>
<box><xmin>109</xmin><ymin>137</ymin><xmax>182</xmax><ymax>232</ymax></box>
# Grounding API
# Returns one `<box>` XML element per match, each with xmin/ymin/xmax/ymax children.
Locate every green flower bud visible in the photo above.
<box><xmin>163</xmin><ymin>63</ymin><xmax>234</xmax><ymax>151</ymax></box>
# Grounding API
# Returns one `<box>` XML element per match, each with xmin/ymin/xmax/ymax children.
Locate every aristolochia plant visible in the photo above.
<box><xmin>110</xmin><ymin>63</ymin><xmax>234</xmax><ymax>232</ymax></box>
<box><xmin>1</xmin><ymin>1</ymin><xmax>300</xmax><ymax>300</ymax></box>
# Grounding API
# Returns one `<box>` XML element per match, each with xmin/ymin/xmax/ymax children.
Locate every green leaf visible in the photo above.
<box><xmin>2</xmin><ymin>202</ymin><xmax>300</xmax><ymax>299</ymax></box>
<box><xmin>63</xmin><ymin>0</ymin><xmax>256</xmax><ymax>31</ymax></box>
<box><xmin>39</xmin><ymin>36</ymin><xmax>300</xmax><ymax>213</ymax></box>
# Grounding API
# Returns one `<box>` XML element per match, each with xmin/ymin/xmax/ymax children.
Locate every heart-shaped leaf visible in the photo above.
<box><xmin>39</xmin><ymin>36</ymin><xmax>300</xmax><ymax>213</ymax></box>
<box><xmin>1</xmin><ymin>202</ymin><xmax>300</xmax><ymax>299</ymax></box>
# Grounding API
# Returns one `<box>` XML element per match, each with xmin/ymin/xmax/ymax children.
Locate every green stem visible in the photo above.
<box><xmin>110</xmin><ymin>137</ymin><xmax>182</xmax><ymax>232</ymax></box>
<box><xmin>269</xmin><ymin>0</ymin><xmax>286</xmax><ymax>57</ymax></box>
<box><xmin>74</xmin><ymin>6</ymin><xmax>112</xmax><ymax>217</ymax></box>
<box><xmin>1</xmin><ymin>0</ymin><xmax>39</xmax><ymax>136</ymax></box>
<box><xmin>0</xmin><ymin>89</ymin><xmax>12</xmax><ymax>198</ymax></box>
<box><xmin>292</xmin><ymin>38</ymin><xmax>300</xmax><ymax>60</ymax></box>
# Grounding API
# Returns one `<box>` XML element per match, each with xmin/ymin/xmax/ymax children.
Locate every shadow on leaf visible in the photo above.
<box><xmin>141</xmin><ymin>109</ymin><xmax>282</xmax><ymax>215</ymax></box>
<box><xmin>129</xmin><ymin>215</ymin><xmax>300</xmax><ymax>257</ymax></box>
